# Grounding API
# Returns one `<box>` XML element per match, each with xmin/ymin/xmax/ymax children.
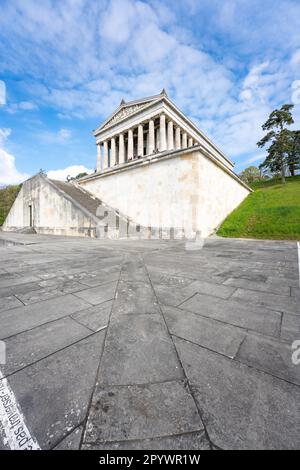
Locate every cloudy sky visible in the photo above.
<box><xmin>0</xmin><ymin>0</ymin><xmax>300</xmax><ymax>185</ymax></box>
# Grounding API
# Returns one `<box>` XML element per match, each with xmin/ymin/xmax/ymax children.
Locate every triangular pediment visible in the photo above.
<box><xmin>97</xmin><ymin>91</ymin><xmax>168</xmax><ymax>133</ymax></box>
<box><xmin>102</xmin><ymin>102</ymin><xmax>150</xmax><ymax>130</ymax></box>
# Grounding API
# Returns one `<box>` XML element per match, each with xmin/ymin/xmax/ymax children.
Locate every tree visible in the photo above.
<box><xmin>257</xmin><ymin>104</ymin><xmax>294</xmax><ymax>183</ymax></box>
<box><xmin>286</xmin><ymin>130</ymin><xmax>300</xmax><ymax>176</ymax></box>
<box><xmin>239</xmin><ymin>166</ymin><xmax>263</xmax><ymax>184</ymax></box>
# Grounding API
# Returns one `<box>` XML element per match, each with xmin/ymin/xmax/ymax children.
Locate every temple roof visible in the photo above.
<box><xmin>95</xmin><ymin>90</ymin><xmax>168</xmax><ymax>133</ymax></box>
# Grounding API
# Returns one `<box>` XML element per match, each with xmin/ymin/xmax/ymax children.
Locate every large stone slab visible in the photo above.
<box><xmin>154</xmin><ymin>279</ymin><xmax>236</xmax><ymax>308</ymax></box>
<box><xmin>112</xmin><ymin>281</ymin><xmax>160</xmax><ymax>315</ymax></box>
<box><xmin>120</xmin><ymin>254</ymin><xmax>149</xmax><ymax>282</ymax></box>
<box><xmin>71</xmin><ymin>301</ymin><xmax>113</xmax><ymax>332</ymax></box>
<box><xmin>0</xmin><ymin>295</ymin><xmax>23</xmax><ymax>312</ymax></box>
<box><xmin>74</xmin><ymin>280</ymin><xmax>117</xmax><ymax>306</ymax></box>
<box><xmin>83</xmin><ymin>430</ymin><xmax>210</xmax><ymax>450</ymax></box>
<box><xmin>163</xmin><ymin>305</ymin><xmax>245</xmax><ymax>358</ymax></box>
<box><xmin>181</xmin><ymin>280</ymin><xmax>236</xmax><ymax>301</ymax></box>
<box><xmin>280</xmin><ymin>313</ymin><xmax>300</xmax><ymax>342</ymax></box>
<box><xmin>179</xmin><ymin>293</ymin><xmax>281</xmax><ymax>337</ymax></box>
<box><xmin>291</xmin><ymin>287</ymin><xmax>300</xmax><ymax>298</ymax></box>
<box><xmin>0</xmin><ymin>281</ymin><xmax>42</xmax><ymax>297</ymax></box>
<box><xmin>153</xmin><ymin>284</ymin><xmax>197</xmax><ymax>307</ymax></box>
<box><xmin>0</xmin><ymin>331</ymin><xmax>105</xmax><ymax>450</ymax></box>
<box><xmin>0</xmin><ymin>294</ymin><xmax>90</xmax><ymax>339</ymax></box>
<box><xmin>147</xmin><ymin>267</ymin><xmax>195</xmax><ymax>288</ymax></box>
<box><xmin>98</xmin><ymin>314</ymin><xmax>183</xmax><ymax>385</ymax></box>
<box><xmin>84</xmin><ymin>381</ymin><xmax>203</xmax><ymax>444</ymax></box>
<box><xmin>174</xmin><ymin>337</ymin><xmax>300</xmax><ymax>449</ymax></box>
<box><xmin>2</xmin><ymin>317</ymin><xmax>92</xmax><ymax>376</ymax></box>
<box><xmin>236</xmin><ymin>333</ymin><xmax>300</xmax><ymax>385</ymax></box>
<box><xmin>15</xmin><ymin>280</ymin><xmax>86</xmax><ymax>305</ymax></box>
<box><xmin>223</xmin><ymin>277</ymin><xmax>291</xmax><ymax>295</ymax></box>
<box><xmin>54</xmin><ymin>426</ymin><xmax>83</xmax><ymax>450</ymax></box>
<box><xmin>0</xmin><ymin>275</ymin><xmax>41</xmax><ymax>289</ymax></box>
<box><xmin>232</xmin><ymin>288</ymin><xmax>299</xmax><ymax>315</ymax></box>
<box><xmin>77</xmin><ymin>269</ymin><xmax>120</xmax><ymax>288</ymax></box>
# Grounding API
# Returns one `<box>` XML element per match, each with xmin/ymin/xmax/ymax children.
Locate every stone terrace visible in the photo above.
<box><xmin>0</xmin><ymin>232</ymin><xmax>299</xmax><ymax>450</ymax></box>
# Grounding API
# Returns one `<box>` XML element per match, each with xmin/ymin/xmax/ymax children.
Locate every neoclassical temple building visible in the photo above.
<box><xmin>93</xmin><ymin>89</ymin><xmax>232</xmax><ymax>172</ymax></box>
<box><xmin>4</xmin><ymin>90</ymin><xmax>250</xmax><ymax>239</ymax></box>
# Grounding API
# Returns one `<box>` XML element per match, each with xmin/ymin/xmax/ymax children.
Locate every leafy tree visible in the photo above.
<box><xmin>257</xmin><ymin>104</ymin><xmax>294</xmax><ymax>183</ymax></box>
<box><xmin>286</xmin><ymin>130</ymin><xmax>300</xmax><ymax>176</ymax></box>
<box><xmin>0</xmin><ymin>185</ymin><xmax>21</xmax><ymax>226</ymax></box>
<box><xmin>239</xmin><ymin>166</ymin><xmax>263</xmax><ymax>184</ymax></box>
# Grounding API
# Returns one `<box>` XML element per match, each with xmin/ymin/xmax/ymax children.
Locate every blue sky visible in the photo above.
<box><xmin>0</xmin><ymin>0</ymin><xmax>300</xmax><ymax>185</ymax></box>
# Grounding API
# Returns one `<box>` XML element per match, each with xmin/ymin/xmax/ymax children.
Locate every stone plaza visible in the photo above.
<box><xmin>0</xmin><ymin>232</ymin><xmax>299</xmax><ymax>450</ymax></box>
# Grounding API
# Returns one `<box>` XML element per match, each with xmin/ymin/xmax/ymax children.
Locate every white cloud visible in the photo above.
<box><xmin>0</xmin><ymin>128</ymin><xmax>29</xmax><ymax>185</ymax></box>
<box><xmin>58</xmin><ymin>128</ymin><xmax>72</xmax><ymax>140</ymax></box>
<box><xmin>7</xmin><ymin>101</ymin><xmax>38</xmax><ymax>114</ymax></box>
<box><xmin>0</xmin><ymin>0</ymin><xmax>299</xmax><ymax>171</ymax></box>
<box><xmin>0</xmin><ymin>80</ymin><xmax>6</xmax><ymax>105</ymax></box>
<box><xmin>36</xmin><ymin>128</ymin><xmax>73</xmax><ymax>144</ymax></box>
<box><xmin>47</xmin><ymin>165</ymin><xmax>93</xmax><ymax>181</ymax></box>
<box><xmin>0</xmin><ymin>149</ymin><xmax>29</xmax><ymax>186</ymax></box>
<box><xmin>291</xmin><ymin>49</ymin><xmax>300</xmax><ymax>66</ymax></box>
<box><xmin>245</xmin><ymin>154</ymin><xmax>265</xmax><ymax>165</ymax></box>
<box><xmin>0</xmin><ymin>128</ymin><xmax>12</xmax><ymax>145</ymax></box>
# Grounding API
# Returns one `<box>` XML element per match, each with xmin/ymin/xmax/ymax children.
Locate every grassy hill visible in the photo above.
<box><xmin>217</xmin><ymin>175</ymin><xmax>300</xmax><ymax>240</ymax></box>
<box><xmin>0</xmin><ymin>185</ymin><xmax>21</xmax><ymax>226</ymax></box>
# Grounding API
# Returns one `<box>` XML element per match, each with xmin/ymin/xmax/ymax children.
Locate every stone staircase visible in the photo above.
<box><xmin>50</xmin><ymin>179</ymin><xmax>142</xmax><ymax>239</ymax></box>
<box><xmin>49</xmin><ymin>179</ymin><xmax>188</xmax><ymax>240</ymax></box>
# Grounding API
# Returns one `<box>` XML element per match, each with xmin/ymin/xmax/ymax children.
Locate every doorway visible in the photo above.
<box><xmin>29</xmin><ymin>205</ymin><xmax>33</xmax><ymax>227</ymax></box>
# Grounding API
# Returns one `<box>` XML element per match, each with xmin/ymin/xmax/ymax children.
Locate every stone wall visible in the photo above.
<box><xmin>78</xmin><ymin>148</ymin><xmax>250</xmax><ymax>238</ymax></box>
<box><xmin>3</xmin><ymin>174</ymin><xmax>98</xmax><ymax>237</ymax></box>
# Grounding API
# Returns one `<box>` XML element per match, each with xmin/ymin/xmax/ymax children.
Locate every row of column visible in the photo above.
<box><xmin>96</xmin><ymin>114</ymin><xmax>195</xmax><ymax>171</ymax></box>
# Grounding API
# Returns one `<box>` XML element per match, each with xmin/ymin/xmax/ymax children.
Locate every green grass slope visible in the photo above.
<box><xmin>217</xmin><ymin>175</ymin><xmax>300</xmax><ymax>240</ymax></box>
<box><xmin>0</xmin><ymin>185</ymin><xmax>21</xmax><ymax>226</ymax></box>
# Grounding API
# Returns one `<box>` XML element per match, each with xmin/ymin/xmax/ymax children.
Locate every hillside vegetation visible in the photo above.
<box><xmin>0</xmin><ymin>185</ymin><xmax>21</xmax><ymax>226</ymax></box>
<box><xmin>217</xmin><ymin>175</ymin><xmax>300</xmax><ymax>240</ymax></box>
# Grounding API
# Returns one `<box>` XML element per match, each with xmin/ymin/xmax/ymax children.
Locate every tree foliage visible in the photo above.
<box><xmin>239</xmin><ymin>166</ymin><xmax>263</xmax><ymax>185</ymax></box>
<box><xmin>257</xmin><ymin>104</ymin><xmax>294</xmax><ymax>183</ymax></box>
<box><xmin>286</xmin><ymin>130</ymin><xmax>300</xmax><ymax>176</ymax></box>
<box><xmin>0</xmin><ymin>185</ymin><xmax>21</xmax><ymax>226</ymax></box>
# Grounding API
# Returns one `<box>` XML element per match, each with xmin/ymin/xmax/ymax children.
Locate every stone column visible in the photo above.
<box><xmin>96</xmin><ymin>143</ymin><xmax>102</xmax><ymax>172</ymax></box>
<box><xmin>156</xmin><ymin>127</ymin><xmax>160</xmax><ymax>151</ymax></box>
<box><xmin>159</xmin><ymin>114</ymin><xmax>167</xmax><ymax>152</ymax></box>
<box><xmin>148</xmin><ymin>119</ymin><xmax>155</xmax><ymax>154</ymax></box>
<box><xmin>146</xmin><ymin>131</ymin><xmax>149</xmax><ymax>155</ymax></box>
<box><xmin>119</xmin><ymin>133</ymin><xmax>125</xmax><ymax>164</ymax></box>
<box><xmin>103</xmin><ymin>140</ymin><xmax>109</xmax><ymax>168</ymax></box>
<box><xmin>110</xmin><ymin>137</ymin><xmax>116</xmax><ymax>166</ymax></box>
<box><xmin>138</xmin><ymin>124</ymin><xmax>144</xmax><ymax>157</ymax></box>
<box><xmin>175</xmin><ymin>127</ymin><xmax>181</xmax><ymax>150</ymax></box>
<box><xmin>188</xmin><ymin>137</ymin><xmax>193</xmax><ymax>147</ymax></box>
<box><xmin>167</xmin><ymin>119</ymin><xmax>174</xmax><ymax>151</ymax></box>
<box><xmin>182</xmin><ymin>132</ymin><xmax>187</xmax><ymax>149</ymax></box>
<box><xmin>128</xmin><ymin>128</ymin><xmax>134</xmax><ymax>160</ymax></box>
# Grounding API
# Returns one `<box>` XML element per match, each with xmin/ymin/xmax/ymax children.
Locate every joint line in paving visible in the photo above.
<box><xmin>142</xmin><ymin>255</ymin><xmax>214</xmax><ymax>450</ymax></box>
<box><xmin>79</xmin><ymin>257</ymin><xmax>124</xmax><ymax>450</ymax></box>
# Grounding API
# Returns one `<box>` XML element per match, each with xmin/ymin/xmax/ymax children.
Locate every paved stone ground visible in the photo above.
<box><xmin>0</xmin><ymin>232</ymin><xmax>299</xmax><ymax>450</ymax></box>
